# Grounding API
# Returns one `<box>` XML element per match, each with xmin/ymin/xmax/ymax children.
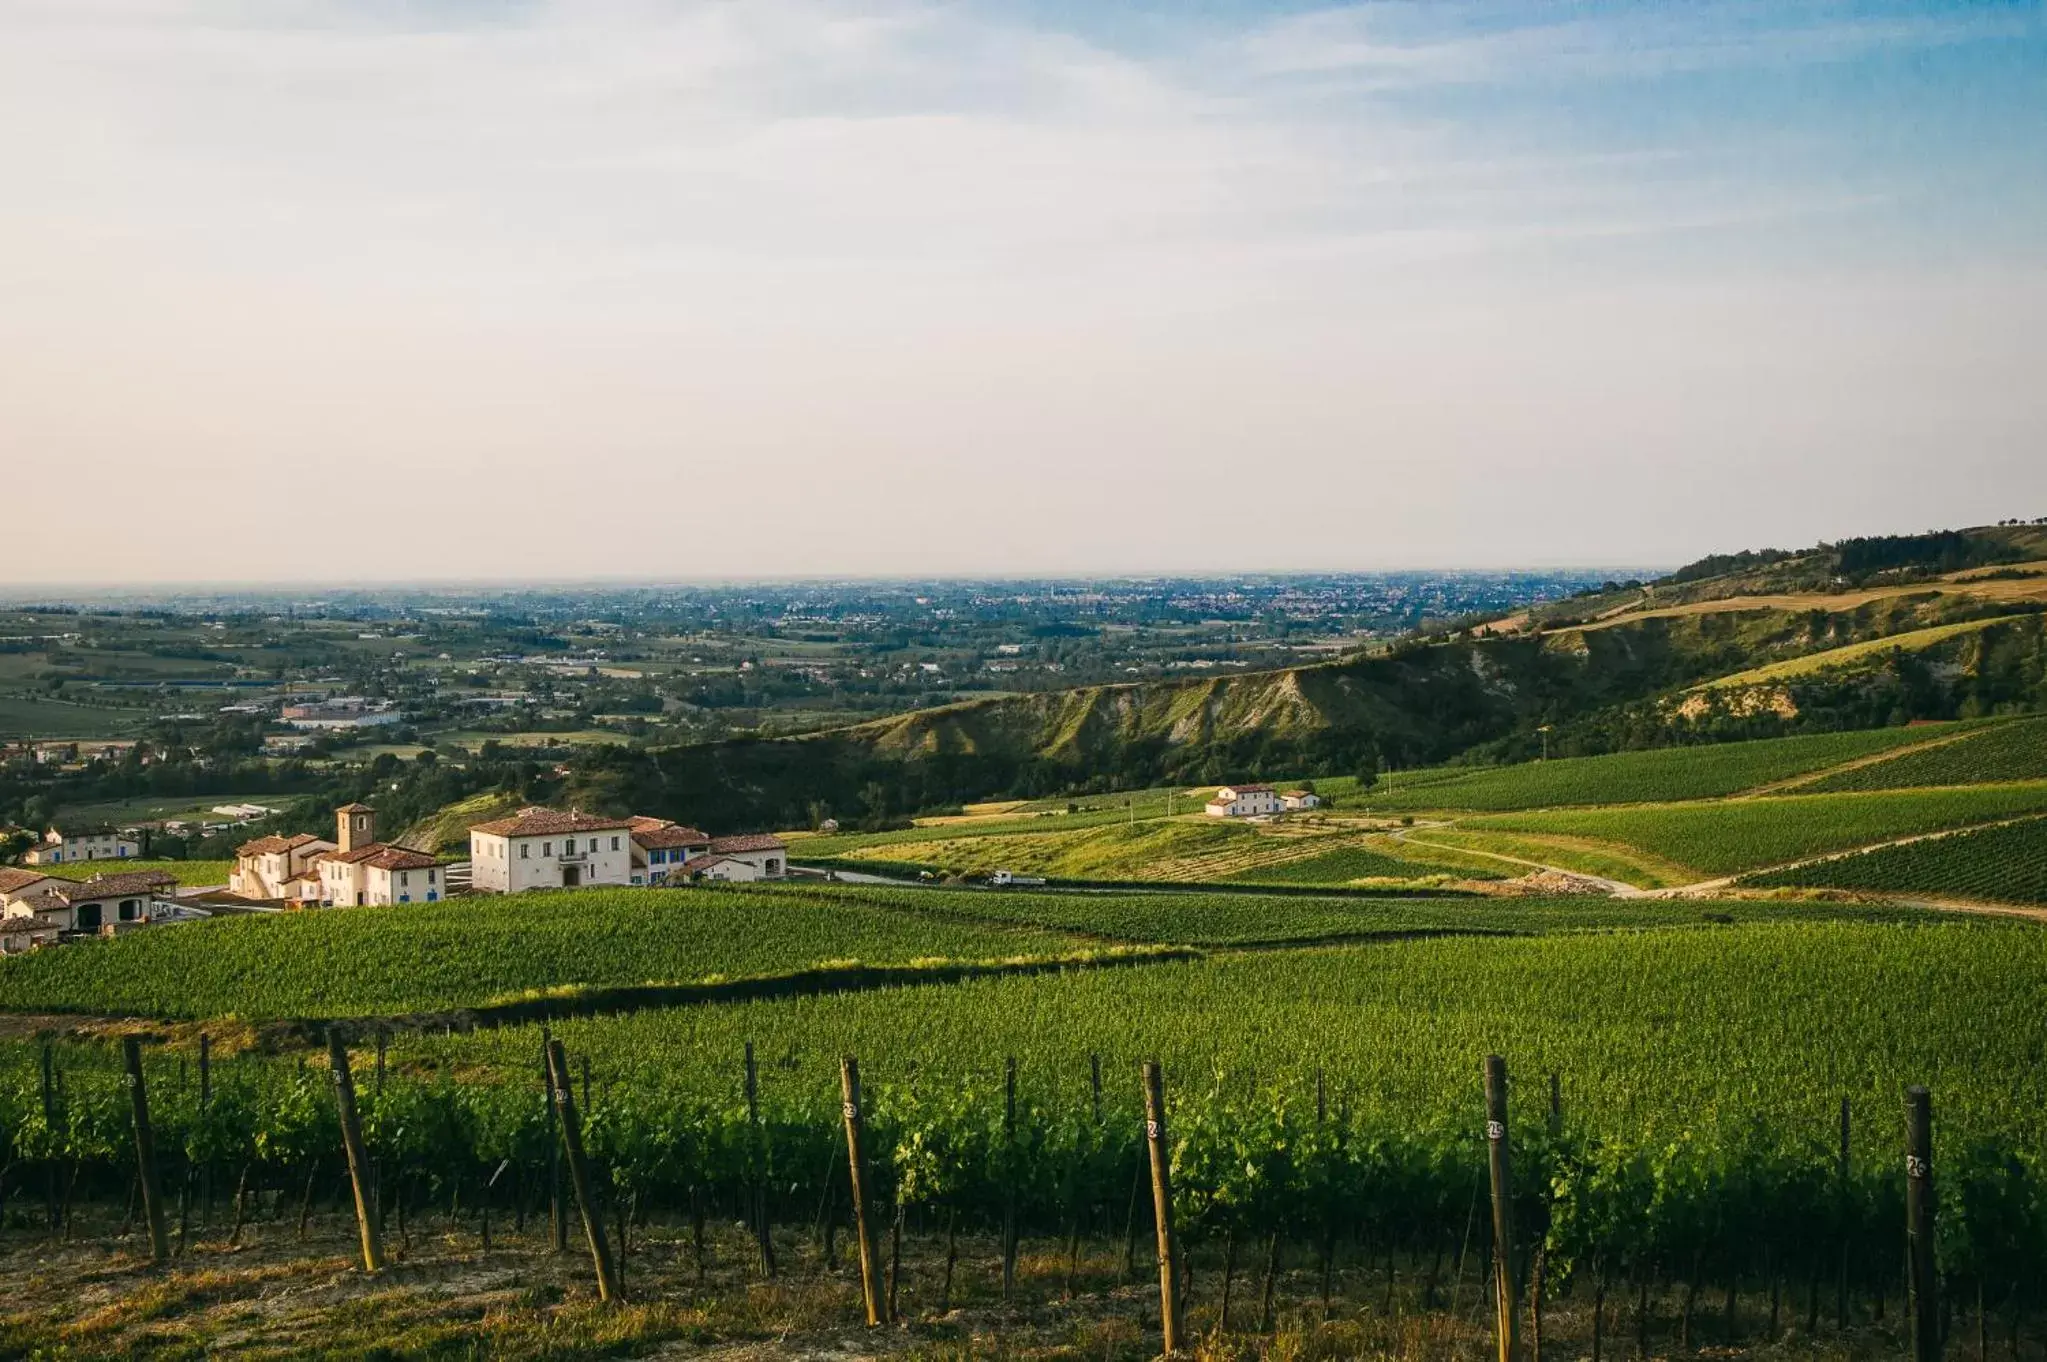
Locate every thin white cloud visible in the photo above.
<box><xmin>1235</xmin><ymin>2</ymin><xmax>2030</xmax><ymax>84</ymax></box>
<box><xmin>0</xmin><ymin>0</ymin><xmax>2038</xmax><ymax>581</ymax></box>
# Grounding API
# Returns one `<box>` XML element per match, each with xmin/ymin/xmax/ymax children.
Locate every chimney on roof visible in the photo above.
<box><xmin>337</xmin><ymin>804</ymin><xmax>376</xmax><ymax>853</ymax></box>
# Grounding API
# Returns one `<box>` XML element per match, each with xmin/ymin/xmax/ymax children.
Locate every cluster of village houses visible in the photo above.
<box><xmin>2</xmin><ymin>781</ymin><xmax>1304</xmax><ymax>952</ymax></box>
<box><xmin>0</xmin><ymin>801</ymin><xmax>790</xmax><ymax>952</ymax></box>
<box><xmin>229</xmin><ymin>804</ymin><xmax>790</xmax><ymax>905</ymax></box>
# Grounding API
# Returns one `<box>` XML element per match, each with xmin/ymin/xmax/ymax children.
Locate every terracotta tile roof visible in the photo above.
<box><xmin>707</xmin><ymin>833</ymin><xmax>786</xmax><ymax>854</ymax></box>
<box><xmin>325</xmin><ymin>842</ymin><xmax>437</xmax><ymax>870</ymax></box>
<box><xmin>46</xmin><ymin>872</ymin><xmax>178</xmax><ymax>902</ymax></box>
<box><xmin>236</xmin><ymin>833</ymin><xmax>325</xmax><ymax>857</ymax></box>
<box><xmin>675</xmin><ymin>853</ymin><xmax>734</xmax><ymax>874</ymax></box>
<box><xmin>10</xmin><ymin>889</ymin><xmax>68</xmax><ymax>916</ymax></box>
<box><xmin>634</xmin><ymin>824</ymin><xmax>712</xmax><ymax>850</ymax></box>
<box><xmin>0</xmin><ymin>868</ymin><xmax>54</xmax><ymax>896</ymax></box>
<box><xmin>357</xmin><ymin>846</ymin><xmax>439</xmax><ymax>872</ymax></box>
<box><xmin>471</xmin><ymin>807</ymin><xmax>637</xmax><ymax>838</ymax></box>
<box><xmin>1219</xmin><ymin>784</ymin><xmax>1274</xmax><ymax>795</ymax></box>
<box><xmin>0</xmin><ymin>920</ymin><xmax>58</xmax><ymax>942</ymax></box>
<box><xmin>627</xmin><ymin>815</ymin><xmax>674</xmax><ymax>833</ymax></box>
<box><xmin>335</xmin><ymin>802</ymin><xmax>375</xmax><ymax>814</ymax></box>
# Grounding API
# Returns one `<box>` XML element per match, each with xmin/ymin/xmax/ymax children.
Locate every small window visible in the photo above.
<box><xmin>542</xmin><ymin>842</ymin><xmax>552</xmax><ymax>856</ymax></box>
<box><xmin>610</xmin><ymin>836</ymin><xmax>620</xmax><ymax>852</ymax></box>
<box><xmin>427</xmin><ymin>868</ymin><xmax>436</xmax><ymax>883</ymax></box>
<box><xmin>520</xmin><ymin>844</ymin><xmax>529</xmax><ymax>859</ymax></box>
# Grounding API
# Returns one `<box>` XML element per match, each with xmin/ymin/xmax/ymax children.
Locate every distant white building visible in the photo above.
<box><xmin>281</xmin><ymin>698</ymin><xmax>401</xmax><ymax>730</ymax></box>
<box><xmin>21</xmin><ymin>825</ymin><xmax>140</xmax><ymax>865</ymax></box>
<box><xmin>1205</xmin><ymin>784</ymin><xmax>1282</xmax><ymax>818</ymax></box>
<box><xmin>468</xmin><ymin>808</ymin><xmax>637</xmax><ymax>893</ymax></box>
<box><xmin>1281</xmin><ymin>790</ymin><xmax>1322</xmax><ymax>811</ymax></box>
<box><xmin>213</xmin><ymin>803</ymin><xmax>281</xmax><ymax>822</ymax></box>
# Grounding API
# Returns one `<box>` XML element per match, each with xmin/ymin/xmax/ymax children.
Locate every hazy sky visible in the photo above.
<box><xmin>4</xmin><ymin>0</ymin><xmax>2043</xmax><ymax>583</ymax></box>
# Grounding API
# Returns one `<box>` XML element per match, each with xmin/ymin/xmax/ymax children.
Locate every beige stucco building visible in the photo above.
<box><xmin>231</xmin><ymin>831</ymin><xmax>337</xmax><ymax>900</ymax></box>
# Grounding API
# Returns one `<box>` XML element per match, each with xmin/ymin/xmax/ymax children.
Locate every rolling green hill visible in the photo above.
<box><xmin>396</xmin><ymin>789</ymin><xmax>525</xmax><ymax>855</ymax></box>
<box><xmin>565</xmin><ymin>582</ymin><xmax>2042</xmax><ymax>832</ymax></box>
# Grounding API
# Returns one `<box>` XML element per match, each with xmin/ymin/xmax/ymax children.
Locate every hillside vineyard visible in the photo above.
<box><xmin>6</xmin><ymin>525</ymin><xmax>2047</xmax><ymax>1355</ymax></box>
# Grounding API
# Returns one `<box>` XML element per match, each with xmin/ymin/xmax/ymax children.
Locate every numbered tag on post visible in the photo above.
<box><xmin>1906</xmin><ymin>1154</ymin><xmax>1929</xmax><ymax>1179</ymax></box>
<box><xmin>1486</xmin><ymin>1120</ymin><xmax>1505</xmax><ymax>1142</ymax></box>
<box><xmin>1145</xmin><ymin>1119</ymin><xmax>1160</xmax><ymax>1141</ymax></box>
<box><xmin>843</xmin><ymin>1101</ymin><xmax>858</xmax><ymax>1122</ymax></box>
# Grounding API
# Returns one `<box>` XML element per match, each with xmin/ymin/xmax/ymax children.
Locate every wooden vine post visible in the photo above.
<box><xmin>197</xmin><ymin>1033</ymin><xmax>212</xmax><ymax>1225</ymax></box>
<box><xmin>746</xmin><ymin>1041</ymin><xmax>777</xmax><ymax>1277</ymax></box>
<box><xmin>1142</xmin><ymin>1060</ymin><xmax>1185</xmax><ymax>1356</ymax></box>
<box><xmin>1002</xmin><ymin>1056</ymin><xmax>1019</xmax><ymax>1299</ymax></box>
<box><xmin>1904</xmin><ymin>1086</ymin><xmax>1938</xmax><ymax>1362</ymax></box>
<box><xmin>324</xmin><ymin>1029</ymin><xmax>384</xmax><ymax>1273</ymax></box>
<box><xmin>541</xmin><ymin>1028</ymin><xmax>566</xmax><ymax>1252</ymax></box>
<box><xmin>546</xmin><ymin>1039</ymin><xmax>621</xmax><ymax>1303</ymax></box>
<box><xmin>839</xmin><ymin>1057</ymin><xmax>885</xmax><ymax>1327</ymax></box>
<box><xmin>40</xmin><ymin>1042</ymin><xmax>59</xmax><ymax>1231</ymax></box>
<box><xmin>121</xmin><ymin>1037</ymin><xmax>170</xmax><ymax>1265</ymax></box>
<box><xmin>1484</xmin><ymin>1055</ymin><xmax>1520</xmax><ymax>1362</ymax></box>
<box><xmin>1838</xmin><ymin>1097</ymin><xmax>1852</xmax><ymax>1330</ymax></box>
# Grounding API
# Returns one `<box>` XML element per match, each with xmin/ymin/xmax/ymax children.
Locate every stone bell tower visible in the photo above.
<box><xmin>336</xmin><ymin>802</ymin><xmax>376</xmax><ymax>853</ymax></box>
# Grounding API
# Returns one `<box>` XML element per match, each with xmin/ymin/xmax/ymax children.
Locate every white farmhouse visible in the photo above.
<box><xmin>468</xmin><ymin>807</ymin><xmax>637</xmax><ymax>893</ymax></box>
<box><xmin>319</xmin><ymin>844</ymin><xmax>443</xmax><ymax>906</ymax></box>
<box><xmin>1281</xmin><ymin>789</ymin><xmax>1322</xmax><ymax>811</ymax></box>
<box><xmin>629</xmin><ymin>817</ymin><xmax>712</xmax><ymax>885</ymax></box>
<box><xmin>0</xmin><ymin>867</ymin><xmax>58</xmax><ymax>911</ymax></box>
<box><xmin>21</xmin><ymin>824</ymin><xmax>141</xmax><ymax>865</ymax></box>
<box><xmin>669</xmin><ymin>835</ymin><xmax>789</xmax><ymax>883</ymax></box>
<box><xmin>2</xmin><ymin>870</ymin><xmax>178</xmax><ymax>934</ymax></box>
<box><xmin>1204</xmin><ymin>783</ymin><xmax>1282</xmax><ymax>818</ymax></box>
<box><xmin>307</xmin><ymin>803</ymin><xmax>444</xmax><ymax>906</ymax></box>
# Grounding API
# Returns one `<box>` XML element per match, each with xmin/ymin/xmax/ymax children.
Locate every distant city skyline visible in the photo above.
<box><xmin>3</xmin><ymin>1</ymin><xmax>2042</xmax><ymax>583</ymax></box>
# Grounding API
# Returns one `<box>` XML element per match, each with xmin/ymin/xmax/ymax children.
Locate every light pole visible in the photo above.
<box><xmin>1538</xmin><ymin>724</ymin><xmax>1552</xmax><ymax>761</ymax></box>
